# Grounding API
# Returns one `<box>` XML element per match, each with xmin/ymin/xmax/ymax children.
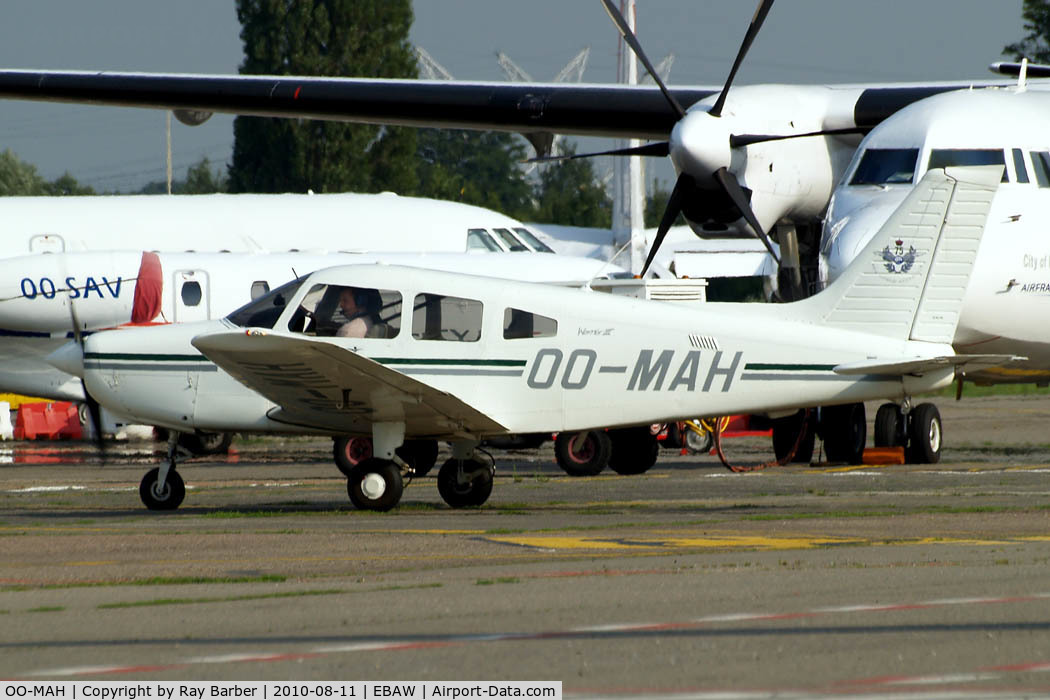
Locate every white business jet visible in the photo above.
<box><xmin>49</xmin><ymin>166</ymin><xmax>1012</xmax><ymax>511</ymax></box>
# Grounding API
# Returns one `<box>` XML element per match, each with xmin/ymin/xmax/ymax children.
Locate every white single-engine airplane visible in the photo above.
<box><xmin>49</xmin><ymin>166</ymin><xmax>1014</xmax><ymax>511</ymax></box>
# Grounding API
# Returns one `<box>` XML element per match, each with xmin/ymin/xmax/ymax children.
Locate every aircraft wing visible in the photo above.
<box><xmin>833</xmin><ymin>354</ymin><xmax>1025</xmax><ymax>376</ymax></box>
<box><xmin>191</xmin><ymin>330</ymin><xmax>507</xmax><ymax>437</ymax></box>
<box><xmin>0</xmin><ymin>70</ymin><xmax>996</xmax><ymax>139</ymax></box>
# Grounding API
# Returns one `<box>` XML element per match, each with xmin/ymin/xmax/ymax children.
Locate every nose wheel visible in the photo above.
<box><xmin>437</xmin><ymin>457</ymin><xmax>494</xmax><ymax>508</ymax></box>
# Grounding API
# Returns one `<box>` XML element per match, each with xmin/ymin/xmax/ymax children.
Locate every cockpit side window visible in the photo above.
<box><xmin>412</xmin><ymin>293</ymin><xmax>483</xmax><ymax>342</ymax></box>
<box><xmin>1030</xmin><ymin>152</ymin><xmax>1050</xmax><ymax>188</ymax></box>
<box><xmin>1013</xmin><ymin>149</ymin><xmax>1030</xmax><ymax>184</ymax></box>
<box><xmin>467</xmin><ymin>228</ymin><xmax>501</xmax><ymax>252</ymax></box>
<box><xmin>927</xmin><ymin>149</ymin><xmax>1008</xmax><ymax>182</ymax></box>
<box><xmin>503</xmin><ymin>308</ymin><xmax>558</xmax><ymax>339</ymax></box>
<box><xmin>492</xmin><ymin>228</ymin><xmax>529</xmax><ymax>252</ymax></box>
<box><xmin>226</xmin><ymin>277</ymin><xmax>307</xmax><ymax>330</ymax></box>
<box><xmin>849</xmin><ymin>148</ymin><xmax>919</xmax><ymax>185</ymax></box>
<box><xmin>513</xmin><ymin>227</ymin><xmax>555</xmax><ymax>253</ymax></box>
<box><xmin>287</xmin><ymin>283</ymin><xmax>402</xmax><ymax>339</ymax></box>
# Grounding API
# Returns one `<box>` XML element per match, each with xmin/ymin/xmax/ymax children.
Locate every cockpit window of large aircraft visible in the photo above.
<box><xmin>226</xmin><ymin>277</ymin><xmax>308</xmax><ymax>330</ymax></box>
<box><xmin>513</xmin><ymin>227</ymin><xmax>556</xmax><ymax>253</ymax></box>
<box><xmin>1030</xmin><ymin>151</ymin><xmax>1050</xmax><ymax>187</ymax></box>
<box><xmin>927</xmin><ymin>149</ymin><xmax>1008</xmax><ymax>182</ymax></box>
<box><xmin>503</xmin><ymin>308</ymin><xmax>558</xmax><ymax>339</ymax></box>
<box><xmin>492</xmin><ymin>228</ymin><xmax>529</xmax><ymax>252</ymax></box>
<box><xmin>467</xmin><ymin>228</ymin><xmax>501</xmax><ymax>252</ymax></box>
<box><xmin>849</xmin><ymin>148</ymin><xmax>919</xmax><ymax>185</ymax></box>
<box><xmin>1013</xmin><ymin>149</ymin><xmax>1031</xmax><ymax>184</ymax></box>
<box><xmin>289</xmin><ymin>284</ymin><xmax>402</xmax><ymax>339</ymax></box>
<box><xmin>412</xmin><ymin>293</ymin><xmax>483</xmax><ymax>342</ymax></box>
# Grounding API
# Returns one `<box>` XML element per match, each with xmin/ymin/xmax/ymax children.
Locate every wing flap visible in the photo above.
<box><xmin>833</xmin><ymin>354</ymin><xmax>1025</xmax><ymax>376</ymax></box>
<box><xmin>191</xmin><ymin>330</ymin><xmax>506</xmax><ymax>437</ymax></box>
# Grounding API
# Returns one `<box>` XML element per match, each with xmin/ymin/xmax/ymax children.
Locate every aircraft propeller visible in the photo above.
<box><xmin>67</xmin><ymin>302</ymin><xmax>105</xmax><ymax>456</ymax></box>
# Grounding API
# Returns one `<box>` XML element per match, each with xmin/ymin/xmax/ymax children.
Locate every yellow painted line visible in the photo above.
<box><xmin>67</xmin><ymin>561</ymin><xmax>120</xmax><ymax>567</ymax></box>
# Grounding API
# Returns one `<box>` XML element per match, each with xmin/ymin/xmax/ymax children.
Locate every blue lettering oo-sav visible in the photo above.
<box><xmin>20</xmin><ymin>276</ymin><xmax>122</xmax><ymax>300</ymax></box>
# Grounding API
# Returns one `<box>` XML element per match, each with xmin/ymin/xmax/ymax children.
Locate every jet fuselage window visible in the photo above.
<box><xmin>1013</xmin><ymin>149</ymin><xmax>1030</xmax><ymax>184</ymax></box>
<box><xmin>412</xmin><ymin>293</ymin><xmax>483</xmax><ymax>342</ymax></box>
<box><xmin>503</xmin><ymin>308</ymin><xmax>558</xmax><ymax>339</ymax></box>
<box><xmin>927</xmin><ymin>149</ymin><xmax>1008</xmax><ymax>182</ymax></box>
<box><xmin>1030</xmin><ymin>151</ymin><xmax>1050</xmax><ymax>188</ymax></box>
<box><xmin>226</xmin><ymin>277</ymin><xmax>307</xmax><ymax>330</ymax></box>
<box><xmin>492</xmin><ymin>228</ymin><xmax>529</xmax><ymax>252</ymax></box>
<box><xmin>181</xmin><ymin>281</ymin><xmax>203</xmax><ymax>307</ymax></box>
<box><xmin>288</xmin><ymin>283</ymin><xmax>402</xmax><ymax>339</ymax></box>
<box><xmin>513</xmin><ymin>227</ymin><xmax>555</xmax><ymax>253</ymax></box>
<box><xmin>467</xmin><ymin>228</ymin><xmax>501</xmax><ymax>252</ymax></box>
<box><xmin>849</xmin><ymin>148</ymin><xmax>919</xmax><ymax>185</ymax></box>
<box><xmin>250</xmin><ymin>281</ymin><xmax>270</xmax><ymax>300</ymax></box>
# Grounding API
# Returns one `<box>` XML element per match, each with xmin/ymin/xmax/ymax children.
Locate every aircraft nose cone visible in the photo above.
<box><xmin>46</xmin><ymin>341</ymin><xmax>84</xmax><ymax>378</ymax></box>
<box><xmin>669</xmin><ymin>110</ymin><xmax>731</xmax><ymax>184</ymax></box>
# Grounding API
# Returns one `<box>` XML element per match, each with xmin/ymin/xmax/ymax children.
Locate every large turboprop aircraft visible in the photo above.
<box><xmin>50</xmin><ymin>166</ymin><xmax>1013</xmax><ymax>511</ymax></box>
<box><xmin>0</xmin><ymin>0</ymin><xmax>1011</xmax><ymax>297</ymax></box>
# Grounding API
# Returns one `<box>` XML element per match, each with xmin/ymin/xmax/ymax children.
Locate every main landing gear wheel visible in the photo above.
<box><xmin>906</xmin><ymin>402</ymin><xmax>942</xmax><ymax>464</ymax></box>
<box><xmin>437</xmin><ymin>458</ymin><xmax>494</xmax><ymax>508</ymax></box>
<box><xmin>607</xmin><ymin>427</ymin><xmax>659</xmax><ymax>475</ymax></box>
<box><xmin>347</xmin><ymin>458</ymin><xmax>403</xmax><ymax>511</ymax></box>
<box><xmin>333</xmin><ymin>436</ymin><xmax>374</xmax><ymax>477</ymax></box>
<box><xmin>554</xmin><ymin>430</ymin><xmax>612</xmax><ymax>476</ymax></box>
<box><xmin>874</xmin><ymin>403</ymin><xmax>905</xmax><ymax>447</ymax></box>
<box><xmin>821</xmin><ymin>402</ymin><xmax>866</xmax><ymax>464</ymax></box>
<box><xmin>771</xmin><ymin>410</ymin><xmax>815</xmax><ymax>464</ymax></box>
<box><xmin>139</xmin><ymin>467</ymin><xmax>186</xmax><ymax>511</ymax></box>
<box><xmin>398</xmin><ymin>439</ymin><xmax>439</xmax><ymax>477</ymax></box>
<box><xmin>177</xmin><ymin>431</ymin><xmax>233</xmax><ymax>456</ymax></box>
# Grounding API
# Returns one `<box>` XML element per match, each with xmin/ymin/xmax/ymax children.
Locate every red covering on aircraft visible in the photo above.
<box><xmin>131</xmin><ymin>251</ymin><xmax>163</xmax><ymax>323</ymax></box>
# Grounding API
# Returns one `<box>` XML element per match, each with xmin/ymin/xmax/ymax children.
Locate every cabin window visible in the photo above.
<box><xmin>412</xmin><ymin>293</ymin><xmax>483</xmax><ymax>342</ymax></box>
<box><xmin>849</xmin><ymin>148</ymin><xmax>918</xmax><ymax>185</ymax></box>
<box><xmin>181</xmin><ymin>281</ymin><xmax>202</xmax><ymax>307</ymax></box>
<box><xmin>492</xmin><ymin>228</ymin><xmax>529</xmax><ymax>252</ymax></box>
<box><xmin>226</xmin><ymin>278</ymin><xmax>306</xmax><ymax>330</ymax></box>
<box><xmin>503</xmin><ymin>308</ymin><xmax>558</xmax><ymax>339</ymax></box>
<box><xmin>467</xmin><ymin>228</ymin><xmax>501</xmax><ymax>252</ymax></box>
<box><xmin>1030</xmin><ymin>151</ymin><xmax>1050</xmax><ymax>187</ymax></box>
<box><xmin>287</xmin><ymin>283</ymin><xmax>402</xmax><ymax>338</ymax></box>
<box><xmin>1013</xmin><ymin>149</ymin><xmax>1030</xmax><ymax>184</ymax></box>
<box><xmin>514</xmin><ymin>227</ymin><xmax>555</xmax><ymax>253</ymax></box>
<box><xmin>250</xmin><ymin>281</ymin><xmax>270</xmax><ymax>300</ymax></box>
<box><xmin>927</xmin><ymin>149</ymin><xmax>1008</xmax><ymax>182</ymax></box>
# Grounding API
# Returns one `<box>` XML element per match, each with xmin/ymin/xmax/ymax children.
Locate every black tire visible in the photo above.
<box><xmin>177</xmin><ymin>431</ymin><xmax>233</xmax><ymax>456</ymax></box>
<box><xmin>397</xmin><ymin>439</ymin><xmax>439</xmax><ymax>477</ymax></box>
<box><xmin>607</xmin><ymin>427</ymin><xmax>659</xmax><ymax>475</ymax></box>
<box><xmin>347</xmin><ymin>458</ymin><xmax>403</xmax><ymax>511</ymax></box>
<box><xmin>771</xmin><ymin>410</ymin><xmax>815</xmax><ymax>463</ymax></box>
<box><xmin>554</xmin><ymin>430</ymin><xmax>612</xmax><ymax>476</ymax></box>
<box><xmin>907</xmin><ymin>403</ymin><xmax>942</xmax><ymax>464</ymax></box>
<box><xmin>821</xmin><ymin>403</ymin><xmax>866</xmax><ymax>464</ymax></box>
<box><xmin>437</xmin><ymin>458</ymin><xmax>494</xmax><ymax>508</ymax></box>
<box><xmin>874</xmin><ymin>403</ymin><xmax>903</xmax><ymax>447</ymax></box>
<box><xmin>333</xmin><ymin>436</ymin><xmax>374</xmax><ymax>477</ymax></box>
<box><xmin>684</xmin><ymin>425</ymin><xmax>714</xmax><ymax>454</ymax></box>
<box><xmin>662</xmin><ymin>422</ymin><xmax>683</xmax><ymax>450</ymax></box>
<box><xmin>139</xmin><ymin>468</ymin><xmax>186</xmax><ymax>511</ymax></box>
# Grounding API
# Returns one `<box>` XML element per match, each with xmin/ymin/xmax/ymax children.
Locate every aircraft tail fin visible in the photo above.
<box><xmin>804</xmin><ymin>165</ymin><xmax>1000</xmax><ymax>342</ymax></box>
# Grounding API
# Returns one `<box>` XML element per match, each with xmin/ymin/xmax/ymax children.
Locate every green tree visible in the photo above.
<box><xmin>135</xmin><ymin>157</ymin><xmax>228</xmax><ymax>194</ymax></box>
<box><xmin>530</xmin><ymin>144</ymin><xmax>611</xmax><ymax>228</ymax></box>
<box><xmin>0</xmin><ymin>150</ymin><xmax>95</xmax><ymax>196</ymax></box>
<box><xmin>44</xmin><ymin>172</ymin><xmax>95</xmax><ymax>196</ymax></box>
<box><xmin>1004</xmin><ymin>0</ymin><xmax>1050</xmax><ymax>62</ymax></box>
<box><xmin>229</xmin><ymin>0</ymin><xmax>418</xmax><ymax>194</ymax></box>
<box><xmin>416</xmin><ymin>129</ymin><xmax>533</xmax><ymax>218</ymax></box>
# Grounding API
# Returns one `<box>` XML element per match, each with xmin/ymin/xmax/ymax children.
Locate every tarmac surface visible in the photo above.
<box><xmin>1</xmin><ymin>395</ymin><xmax>1050</xmax><ymax>697</ymax></box>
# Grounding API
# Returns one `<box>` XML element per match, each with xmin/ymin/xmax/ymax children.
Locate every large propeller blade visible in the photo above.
<box><xmin>712</xmin><ymin>167</ymin><xmax>779</xmax><ymax>264</ymax></box>
<box><xmin>68</xmin><ymin>301</ymin><xmax>105</xmax><ymax>455</ymax></box>
<box><xmin>709</xmin><ymin>0</ymin><xmax>775</xmax><ymax>118</ymax></box>
<box><xmin>599</xmin><ymin>0</ymin><xmax>686</xmax><ymax>119</ymax></box>
<box><xmin>527</xmin><ymin>141</ymin><xmax>669</xmax><ymax>164</ymax></box>
<box><xmin>641</xmin><ymin>173</ymin><xmax>692</xmax><ymax>276</ymax></box>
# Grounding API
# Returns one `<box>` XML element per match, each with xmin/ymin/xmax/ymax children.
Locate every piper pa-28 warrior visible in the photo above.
<box><xmin>50</xmin><ymin>166</ymin><xmax>1015</xmax><ymax>511</ymax></box>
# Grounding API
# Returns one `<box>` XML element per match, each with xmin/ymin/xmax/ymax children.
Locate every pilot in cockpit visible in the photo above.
<box><xmin>335</xmin><ymin>286</ymin><xmax>382</xmax><ymax>338</ymax></box>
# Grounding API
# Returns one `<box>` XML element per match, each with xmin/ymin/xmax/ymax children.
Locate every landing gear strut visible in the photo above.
<box><xmin>139</xmin><ymin>432</ymin><xmax>191</xmax><ymax>510</ymax></box>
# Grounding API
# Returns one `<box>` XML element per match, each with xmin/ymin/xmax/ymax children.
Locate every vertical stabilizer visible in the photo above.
<box><xmin>805</xmin><ymin>166</ymin><xmax>1000</xmax><ymax>341</ymax></box>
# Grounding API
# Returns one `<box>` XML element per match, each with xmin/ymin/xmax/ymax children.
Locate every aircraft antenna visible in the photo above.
<box><xmin>1018</xmin><ymin>57</ymin><xmax>1029</xmax><ymax>92</ymax></box>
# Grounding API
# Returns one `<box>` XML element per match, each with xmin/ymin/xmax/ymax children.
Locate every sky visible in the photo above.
<box><xmin>0</xmin><ymin>1</ymin><xmax>1026</xmax><ymax>192</ymax></box>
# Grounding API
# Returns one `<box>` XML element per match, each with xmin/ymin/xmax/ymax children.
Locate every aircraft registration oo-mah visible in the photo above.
<box><xmin>49</xmin><ymin>166</ymin><xmax>1017</xmax><ymax>512</ymax></box>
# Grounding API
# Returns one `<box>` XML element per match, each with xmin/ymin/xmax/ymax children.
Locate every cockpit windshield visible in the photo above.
<box><xmin>927</xmin><ymin>149</ymin><xmax>1008</xmax><ymax>182</ymax></box>
<box><xmin>513</xmin><ymin>227</ymin><xmax>555</xmax><ymax>253</ymax></box>
<box><xmin>849</xmin><ymin>148</ymin><xmax>919</xmax><ymax>185</ymax></box>
<box><xmin>225</xmin><ymin>277</ymin><xmax>308</xmax><ymax>329</ymax></box>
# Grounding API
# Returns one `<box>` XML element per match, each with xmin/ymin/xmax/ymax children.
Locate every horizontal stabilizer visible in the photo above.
<box><xmin>833</xmin><ymin>354</ymin><xmax>1025</xmax><ymax>377</ymax></box>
